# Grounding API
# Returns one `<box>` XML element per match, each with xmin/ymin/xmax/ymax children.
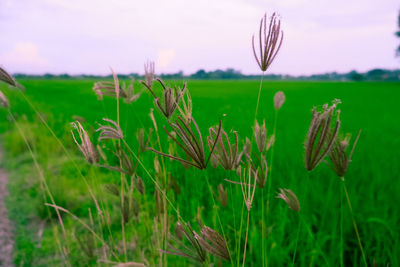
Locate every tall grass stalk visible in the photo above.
<box><xmin>8</xmin><ymin>110</ymin><xmax>72</xmax><ymax>266</ymax></box>
<box><xmin>149</xmin><ymin>111</ymin><xmax>169</xmax><ymax>266</ymax></box>
<box><xmin>340</xmin><ymin>180</ymin><xmax>344</xmax><ymax>267</ymax></box>
<box><xmin>204</xmin><ymin>175</ymin><xmax>233</xmax><ymax>266</ymax></box>
<box><xmin>264</xmin><ymin>105</ymin><xmax>279</xmax><ymax>266</ymax></box>
<box><xmin>19</xmin><ymin>91</ymin><xmax>105</xmax><ymax>224</ymax></box>
<box><xmin>254</xmin><ymin>72</ymin><xmax>265</xmax><ymax>121</ymax></box>
<box><xmin>341</xmin><ymin>176</ymin><xmax>367</xmax><ymax>266</ymax></box>
<box><xmin>291</xmin><ymin>171</ymin><xmax>311</xmax><ymax>266</ymax></box>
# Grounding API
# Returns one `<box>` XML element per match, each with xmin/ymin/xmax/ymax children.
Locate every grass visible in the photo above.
<box><xmin>1</xmin><ymin>79</ymin><xmax>399</xmax><ymax>266</ymax></box>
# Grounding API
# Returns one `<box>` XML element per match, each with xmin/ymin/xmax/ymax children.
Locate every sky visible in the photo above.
<box><xmin>0</xmin><ymin>0</ymin><xmax>399</xmax><ymax>76</ymax></box>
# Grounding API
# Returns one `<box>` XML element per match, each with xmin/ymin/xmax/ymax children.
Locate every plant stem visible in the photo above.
<box><xmin>242</xmin><ymin>209</ymin><xmax>251</xmax><ymax>267</ymax></box>
<box><xmin>292</xmin><ymin>171</ymin><xmax>311</xmax><ymax>266</ymax></box>
<box><xmin>205</xmin><ymin>176</ymin><xmax>233</xmax><ymax>265</ymax></box>
<box><xmin>254</xmin><ymin>72</ymin><xmax>265</xmax><ymax>120</ymax></box>
<box><xmin>341</xmin><ymin>177</ymin><xmax>367</xmax><ymax>266</ymax></box>
<box><xmin>340</xmin><ymin>179</ymin><xmax>344</xmax><ymax>267</ymax></box>
<box><xmin>264</xmin><ymin>108</ymin><xmax>278</xmax><ymax>267</ymax></box>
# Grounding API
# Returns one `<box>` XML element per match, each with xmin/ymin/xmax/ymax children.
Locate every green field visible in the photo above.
<box><xmin>1</xmin><ymin>79</ymin><xmax>399</xmax><ymax>266</ymax></box>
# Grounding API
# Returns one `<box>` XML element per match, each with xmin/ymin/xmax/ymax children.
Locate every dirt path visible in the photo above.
<box><xmin>0</xmin><ymin>148</ymin><xmax>14</xmax><ymax>267</ymax></box>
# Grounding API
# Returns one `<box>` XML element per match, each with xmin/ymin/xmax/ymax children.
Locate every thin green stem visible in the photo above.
<box><xmin>205</xmin><ymin>175</ymin><xmax>233</xmax><ymax>266</ymax></box>
<box><xmin>264</xmin><ymin>109</ymin><xmax>278</xmax><ymax>267</ymax></box>
<box><xmin>292</xmin><ymin>171</ymin><xmax>311</xmax><ymax>266</ymax></box>
<box><xmin>242</xmin><ymin>209</ymin><xmax>251</xmax><ymax>267</ymax></box>
<box><xmin>261</xmin><ymin>189</ymin><xmax>265</xmax><ymax>267</ymax></box>
<box><xmin>237</xmin><ymin>192</ymin><xmax>245</xmax><ymax>267</ymax></box>
<box><xmin>254</xmin><ymin>72</ymin><xmax>265</xmax><ymax>120</ymax></box>
<box><xmin>341</xmin><ymin>177</ymin><xmax>367</xmax><ymax>267</ymax></box>
<box><xmin>340</xmin><ymin>179</ymin><xmax>344</xmax><ymax>267</ymax></box>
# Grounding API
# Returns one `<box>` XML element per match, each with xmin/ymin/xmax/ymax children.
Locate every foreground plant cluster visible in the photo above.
<box><xmin>0</xmin><ymin>12</ymin><xmax>373</xmax><ymax>267</ymax></box>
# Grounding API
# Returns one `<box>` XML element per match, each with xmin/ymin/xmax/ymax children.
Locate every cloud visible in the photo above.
<box><xmin>1</xmin><ymin>42</ymin><xmax>50</xmax><ymax>72</ymax></box>
<box><xmin>156</xmin><ymin>49</ymin><xmax>175</xmax><ymax>70</ymax></box>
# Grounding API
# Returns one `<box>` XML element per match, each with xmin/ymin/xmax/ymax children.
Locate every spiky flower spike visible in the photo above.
<box><xmin>93</xmin><ymin>79</ymin><xmax>142</xmax><ymax>103</ymax></box>
<box><xmin>136</xmin><ymin>128</ymin><xmax>153</xmax><ymax>153</ymax></box>
<box><xmin>144</xmin><ymin>60</ymin><xmax>155</xmax><ymax>89</ymax></box>
<box><xmin>0</xmin><ymin>90</ymin><xmax>9</xmax><ymax>108</ymax></box>
<box><xmin>176</xmin><ymin>87</ymin><xmax>193</xmax><ymax>123</ymax></box>
<box><xmin>252</xmin><ymin>13</ymin><xmax>284</xmax><ymax>72</ymax></box>
<box><xmin>207</xmin><ymin>126</ymin><xmax>242</xmax><ymax>170</ymax></box>
<box><xmin>148</xmin><ymin>117</ymin><xmax>222</xmax><ymax>169</ymax></box>
<box><xmin>141</xmin><ymin>78</ymin><xmax>186</xmax><ymax>119</ymax></box>
<box><xmin>195</xmin><ymin>220</ymin><xmax>231</xmax><ymax>262</ymax></box>
<box><xmin>96</xmin><ymin>118</ymin><xmax>124</xmax><ymax>141</ymax></box>
<box><xmin>254</xmin><ymin>120</ymin><xmax>267</xmax><ymax>153</ymax></box>
<box><xmin>71</xmin><ymin>121</ymin><xmax>99</xmax><ymax>164</ymax></box>
<box><xmin>277</xmin><ymin>188</ymin><xmax>300</xmax><ymax>212</ymax></box>
<box><xmin>274</xmin><ymin>91</ymin><xmax>285</xmax><ymax>110</ymax></box>
<box><xmin>327</xmin><ymin>130</ymin><xmax>361</xmax><ymax>177</ymax></box>
<box><xmin>0</xmin><ymin>67</ymin><xmax>18</xmax><ymax>87</ymax></box>
<box><xmin>241</xmin><ymin>166</ymin><xmax>258</xmax><ymax>211</ymax></box>
<box><xmin>162</xmin><ymin>221</ymin><xmax>206</xmax><ymax>263</ymax></box>
<box><xmin>305</xmin><ymin>101</ymin><xmax>341</xmax><ymax>171</ymax></box>
<box><xmin>218</xmin><ymin>184</ymin><xmax>228</xmax><ymax>207</ymax></box>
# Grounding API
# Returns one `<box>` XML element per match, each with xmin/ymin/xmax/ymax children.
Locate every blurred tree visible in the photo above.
<box><xmin>397</xmin><ymin>10</ymin><xmax>400</xmax><ymax>56</ymax></box>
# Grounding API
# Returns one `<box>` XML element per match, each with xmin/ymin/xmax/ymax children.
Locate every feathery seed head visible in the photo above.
<box><xmin>274</xmin><ymin>91</ymin><xmax>285</xmax><ymax>110</ymax></box>
<box><xmin>148</xmin><ymin>117</ymin><xmax>222</xmax><ymax>170</ymax></box>
<box><xmin>252</xmin><ymin>13</ymin><xmax>284</xmax><ymax>72</ymax></box>
<box><xmin>0</xmin><ymin>90</ymin><xmax>9</xmax><ymax>108</ymax></box>
<box><xmin>218</xmin><ymin>184</ymin><xmax>228</xmax><ymax>207</ymax></box>
<box><xmin>71</xmin><ymin>121</ymin><xmax>99</xmax><ymax>164</ymax></box>
<box><xmin>142</xmin><ymin>78</ymin><xmax>186</xmax><ymax>119</ymax></box>
<box><xmin>162</xmin><ymin>221</ymin><xmax>206</xmax><ymax>263</ymax></box>
<box><xmin>144</xmin><ymin>60</ymin><xmax>155</xmax><ymax>89</ymax></box>
<box><xmin>195</xmin><ymin>220</ymin><xmax>231</xmax><ymax>262</ymax></box>
<box><xmin>304</xmin><ymin>101</ymin><xmax>341</xmax><ymax>171</ymax></box>
<box><xmin>277</xmin><ymin>188</ymin><xmax>300</xmax><ymax>212</ymax></box>
<box><xmin>254</xmin><ymin>120</ymin><xmax>267</xmax><ymax>153</ymax></box>
<box><xmin>328</xmin><ymin>130</ymin><xmax>361</xmax><ymax>177</ymax></box>
<box><xmin>207</xmin><ymin>126</ymin><xmax>241</xmax><ymax>170</ymax></box>
<box><xmin>136</xmin><ymin>128</ymin><xmax>153</xmax><ymax>153</ymax></box>
<box><xmin>0</xmin><ymin>67</ymin><xmax>21</xmax><ymax>89</ymax></box>
<box><xmin>97</xmin><ymin>118</ymin><xmax>124</xmax><ymax>141</ymax></box>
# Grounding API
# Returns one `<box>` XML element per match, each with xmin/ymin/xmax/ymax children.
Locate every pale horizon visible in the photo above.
<box><xmin>1</xmin><ymin>0</ymin><xmax>399</xmax><ymax>76</ymax></box>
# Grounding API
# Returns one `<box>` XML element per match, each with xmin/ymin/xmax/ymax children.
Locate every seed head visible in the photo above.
<box><xmin>207</xmin><ymin>126</ymin><xmax>241</xmax><ymax>170</ymax></box>
<box><xmin>136</xmin><ymin>128</ymin><xmax>153</xmax><ymax>153</ymax></box>
<box><xmin>305</xmin><ymin>101</ymin><xmax>340</xmax><ymax>171</ymax></box>
<box><xmin>241</xmin><ymin>166</ymin><xmax>258</xmax><ymax>211</ymax></box>
<box><xmin>71</xmin><ymin>121</ymin><xmax>99</xmax><ymax>164</ymax></box>
<box><xmin>274</xmin><ymin>91</ymin><xmax>285</xmax><ymax>110</ymax></box>
<box><xmin>144</xmin><ymin>60</ymin><xmax>155</xmax><ymax>89</ymax></box>
<box><xmin>252</xmin><ymin>13</ymin><xmax>284</xmax><ymax>72</ymax></box>
<box><xmin>254</xmin><ymin>120</ymin><xmax>267</xmax><ymax>153</ymax></box>
<box><xmin>218</xmin><ymin>184</ymin><xmax>228</xmax><ymax>207</ymax></box>
<box><xmin>0</xmin><ymin>67</ymin><xmax>18</xmax><ymax>87</ymax></box>
<box><xmin>148</xmin><ymin>117</ymin><xmax>222</xmax><ymax>170</ymax></box>
<box><xmin>176</xmin><ymin>87</ymin><xmax>193</xmax><ymax>123</ymax></box>
<box><xmin>195</xmin><ymin>219</ymin><xmax>231</xmax><ymax>262</ymax></box>
<box><xmin>162</xmin><ymin>221</ymin><xmax>206</xmax><ymax>263</ymax></box>
<box><xmin>0</xmin><ymin>90</ymin><xmax>9</xmax><ymax>108</ymax></box>
<box><xmin>142</xmin><ymin>79</ymin><xmax>186</xmax><ymax>119</ymax></box>
<box><xmin>96</xmin><ymin>118</ymin><xmax>124</xmax><ymax>141</ymax></box>
<box><xmin>93</xmin><ymin>78</ymin><xmax>142</xmax><ymax>103</ymax></box>
<box><xmin>328</xmin><ymin>130</ymin><xmax>361</xmax><ymax>177</ymax></box>
<box><xmin>277</xmin><ymin>188</ymin><xmax>300</xmax><ymax>212</ymax></box>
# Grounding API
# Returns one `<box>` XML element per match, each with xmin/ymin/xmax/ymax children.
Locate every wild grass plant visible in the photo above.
<box><xmin>0</xmin><ymin>11</ymin><xmax>398</xmax><ymax>267</ymax></box>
